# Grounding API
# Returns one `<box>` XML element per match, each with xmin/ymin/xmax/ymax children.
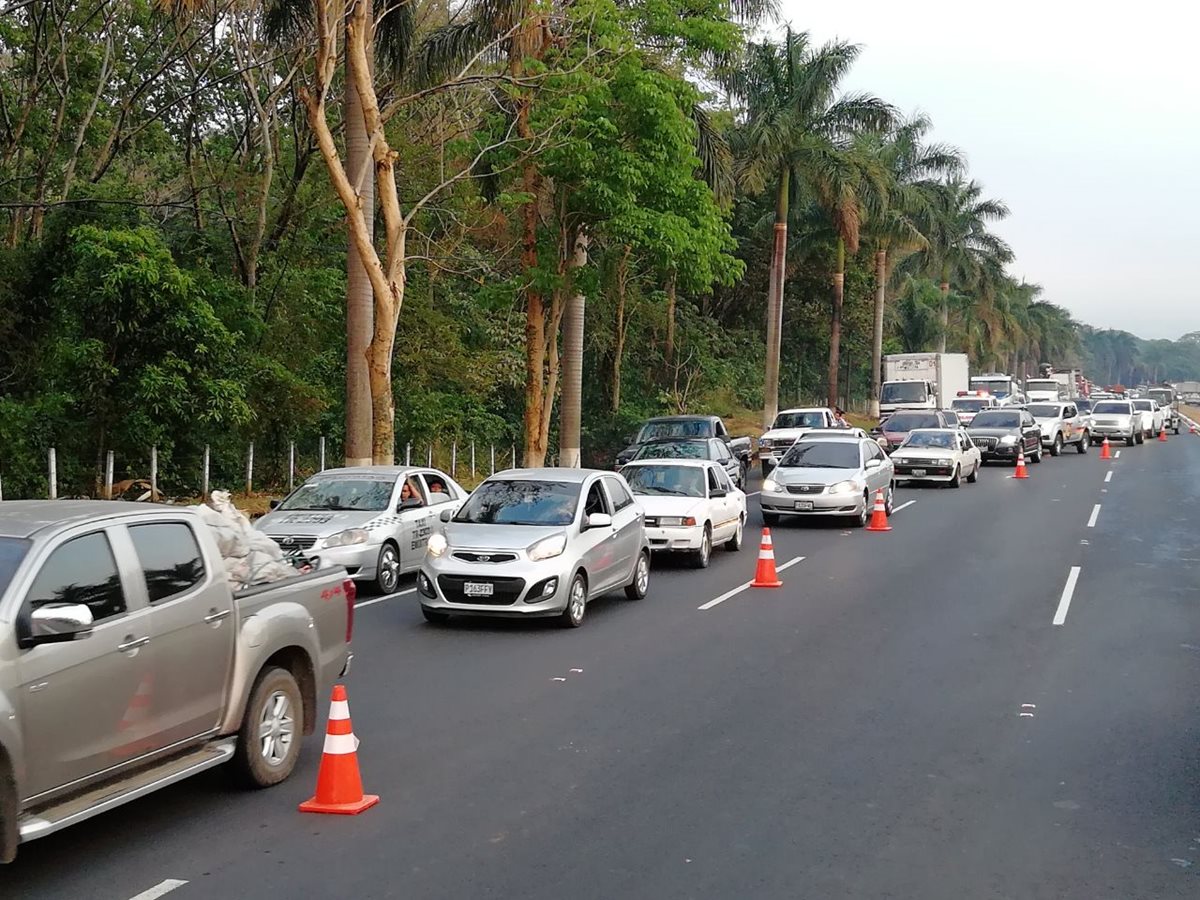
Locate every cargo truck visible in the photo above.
<box><xmin>879</xmin><ymin>353</ymin><xmax>970</xmax><ymax>416</ymax></box>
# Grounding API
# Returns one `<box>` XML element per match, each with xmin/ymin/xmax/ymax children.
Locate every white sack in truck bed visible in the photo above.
<box><xmin>192</xmin><ymin>491</ymin><xmax>299</xmax><ymax>589</ymax></box>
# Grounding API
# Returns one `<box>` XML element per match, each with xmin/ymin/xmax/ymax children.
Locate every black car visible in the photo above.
<box><xmin>628</xmin><ymin>437</ymin><xmax>746</xmax><ymax>488</ymax></box>
<box><xmin>614</xmin><ymin>415</ymin><xmax>751</xmax><ymax>469</ymax></box>
<box><xmin>966</xmin><ymin>408</ymin><xmax>1044</xmax><ymax>463</ymax></box>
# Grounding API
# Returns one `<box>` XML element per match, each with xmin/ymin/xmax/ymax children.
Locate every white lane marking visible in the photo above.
<box><xmin>1104</xmin><ymin>471</ymin><xmax>1113</xmax><ymax>483</ymax></box>
<box><xmin>698</xmin><ymin>556</ymin><xmax>805</xmax><ymax>610</ymax></box>
<box><xmin>128</xmin><ymin>881</ymin><xmax>188</xmax><ymax>900</ymax></box>
<box><xmin>1086</xmin><ymin>504</ymin><xmax>1101</xmax><ymax>528</ymax></box>
<box><xmin>355</xmin><ymin>586</ymin><xmax>418</xmax><ymax>609</ymax></box>
<box><xmin>891</xmin><ymin>500</ymin><xmax>916</xmax><ymax>514</ymax></box>
<box><xmin>1052</xmin><ymin>566</ymin><xmax>1082</xmax><ymax>625</ymax></box>
<box><xmin>746</xmin><ymin>491</ymin><xmax>761</xmax><ymax>497</ymax></box>
<box><xmin>1115</xmin><ymin>450</ymin><xmax>1121</xmax><ymax>458</ymax></box>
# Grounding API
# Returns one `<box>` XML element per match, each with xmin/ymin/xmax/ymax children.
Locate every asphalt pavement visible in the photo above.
<box><xmin>5</xmin><ymin>433</ymin><xmax>1200</xmax><ymax>899</ymax></box>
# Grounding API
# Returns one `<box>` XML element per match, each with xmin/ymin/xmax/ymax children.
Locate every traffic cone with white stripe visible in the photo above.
<box><xmin>1191</xmin><ymin>422</ymin><xmax>1197</xmax><ymax>435</ymax></box>
<box><xmin>1158</xmin><ymin>426</ymin><xmax>1168</xmax><ymax>442</ymax></box>
<box><xmin>1013</xmin><ymin>448</ymin><xmax>1030</xmax><ymax>479</ymax></box>
<box><xmin>750</xmin><ymin>528</ymin><xmax>783</xmax><ymax>588</ymax></box>
<box><xmin>299</xmin><ymin>685</ymin><xmax>379</xmax><ymax>815</ymax></box>
<box><xmin>1099</xmin><ymin>436</ymin><xmax>1112</xmax><ymax>459</ymax></box>
<box><xmin>865</xmin><ymin>488</ymin><xmax>892</xmax><ymax>532</ymax></box>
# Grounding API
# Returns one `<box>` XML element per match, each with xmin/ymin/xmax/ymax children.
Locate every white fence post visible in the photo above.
<box><xmin>202</xmin><ymin>445</ymin><xmax>210</xmax><ymax>500</ymax></box>
<box><xmin>427</xmin><ymin>445</ymin><xmax>433</xmax><ymax>467</ymax></box>
<box><xmin>245</xmin><ymin>442</ymin><xmax>254</xmax><ymax>495</ymax></box>
<box><xmin>288</xmin><ymin>441</ymin><xmax>295</xmax><ymax>492</ymax></box>
<box><xmin>490</xmin><ymin>445</ymin><xmax>496</xmax><ymax>474</ymax></box>
<box><xmin>511</xmin><ymin>444</ymin><xmax>516</xmax><ymax>469</ymax></box>
<box><xmin>319</xmin><ymin>436</ymin><xmax>326</xmax><ymax>472</ymax></box>
<box><xmin>405</xmin><ymin>442</ymin><xmax>411</xmax><ymax>465</ymax></box>
<box><xmin>451</xmin><ymin>442</ymin><xmax>458</xmax><ymax>477</ymax></box>
<box><xmin>150</xmin><ymin>446</ymin><xmax>158</xmax><ymax>501</ymax></box>
<box><xmin>105</xmin><ymin>450</ymin><xmax>114</xmax><ymax>500</ymax></box>
<box><xmin>471</xmin><ymin>442</ymin><xmax>476</xmax><ymax>479</ymax></box>
<box><xmin>48</xmin><ymin>448</ymin><xmax>57</xmax><ymax>500</ymax></box>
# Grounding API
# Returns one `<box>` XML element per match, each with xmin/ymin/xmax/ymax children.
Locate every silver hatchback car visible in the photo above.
<box><xmin>418</xmin><ymin>468</ymin><xmax>650</xmax><ymax>628</ymax></box>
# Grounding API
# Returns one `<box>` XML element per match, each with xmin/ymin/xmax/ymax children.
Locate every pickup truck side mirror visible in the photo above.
<box><xmin>20</xmin><ymin>603</ymin><xmax>94</xmax><ymax>649</ymax></box>
<box><xmin>269</xmin><ymin>499</ymin><xmax>282</xmax><ymax>510</ymax></box>
<box><xmin>439</xmin><ymin>508</ymin><xmax>456</xmax><ymax>523</ymax></box>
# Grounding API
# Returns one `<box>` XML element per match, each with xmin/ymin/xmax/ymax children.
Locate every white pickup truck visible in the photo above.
<box><xmin>0</xmin><ymin>501</ymin><xmax>354</xmax><ymax>862</ymax></box>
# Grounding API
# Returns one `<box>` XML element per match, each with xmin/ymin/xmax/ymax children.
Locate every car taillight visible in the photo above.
<box><xmin>343</xmin><ymin>577</ymin><xmax>357</xmax><ymax>642</ymax></box>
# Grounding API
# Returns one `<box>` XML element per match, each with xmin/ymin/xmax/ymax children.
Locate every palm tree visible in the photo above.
<box><xmin>726</xmin><ymin>29</ymin><xmax>892</xmax><ymax>427</ymax></box>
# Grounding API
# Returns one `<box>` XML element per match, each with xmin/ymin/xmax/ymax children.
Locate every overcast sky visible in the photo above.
<box><xmin>776</xmin><ymin>1</ymin><xmax>1199</xmax><ymax>341</ymax></box>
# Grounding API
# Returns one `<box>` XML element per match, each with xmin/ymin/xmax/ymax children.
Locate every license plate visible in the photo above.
<box><xmin>794</xmin><ymin>500</ymin><xmax>814</xmax><ymax>511</ymax></box>
<box><xmin>463</xmin><ymin>582</ymin><xmax>493</xmax><ymax>597</ymax></box>
<box><xmin>912</xmin><ymin>468</ymin><xmax>926</xmax><ymax>476</ymax></box>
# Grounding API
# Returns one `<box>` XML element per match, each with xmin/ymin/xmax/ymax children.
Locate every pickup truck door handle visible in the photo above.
<box><xmin>117</xmin><ymin>636</ymin><xmax>150</xmax><ymax>653</ymax></box>
<box><xmin>204</xmin><ymin>609</ymin><xmax>232</xmax><ymax>625</ymax></box>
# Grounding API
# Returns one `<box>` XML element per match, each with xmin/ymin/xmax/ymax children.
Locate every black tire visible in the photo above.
<box><xmin>949</xmin><ymin>466</ymin><xmax>962</xmax><ymax>488</ymax></box>
<box><xmin>625</xmin><ymin>551</ymin><xmax>650</xmax><ymax>600</ymax></box>
<box><xmin>1077</xmin><ymin>432</ymin><xmax>1090</xmax><ymax>454</ymax></box>
<box><xmin>1126</xmin><ymin>434</ymin><xmax>1137</xmax><ymax>446</ymax></box>
<box><xmin>762</xmin><ymin>510</ymin><xmax>779</xmax><ymax>526</ymax></box>
<box><xmin>725</xmin><ymin>516</ymin><xmax>744</xmax><ymax>551</ymax></box>
<box><xmin>691</xmin><ymin>526</ymin><xmax>712</xmax><ymax>569</ymax></box>
<box><xmin>374</xmin><ymin>542</ymin><xmax>401</xmax><ymax>595</ymax></box>
<box><xmin>857</xmin><ymin>493</ymin><xmax>871</xmax><ymax>527</ymax></box>
<box><xmin>885</xmin><ymin>485</ymin><xmax>896</xmax><ymax>515</ymax></box>
<box><xmin>1050</xmin><ymin>435</ymin><xmax>1063</xmax><ymax>457</ymax></box>
<box><xmin>233</xmin><ymin>667</ymin><xmax>304</xmax><ymax>788</ymax></box>
<box><xmin>761</xmin><ymin>460</ymin><xmax>774</xmax><ymax>479</ymax></box>
<box><xmin>1136</xmin><ymin>432</ymin><xmax>1145</xmax><ymax>445</ymax></box>
<box><xmin>737</xmin><ymin>462</ymin><xmax>747</xmax><ymax>489</ymax></box>
<box><xmin>559</xmin><ymin>573</ymin><xmax>588</xmax><ymax>627</ymax></box>
<box><xmin>1031</xmin><ymin>443</ymin><xmax>1043</xmax><ymax>463</ymax></box>
<box><xmin>966</xmin><ymin>462</ymin><xmax>979</xmax><ymax>483</ymax></box>
<box><xmin>421</xmin><ymin>607</ymin><xmax>450</xmax><ymax>624</ymax></box>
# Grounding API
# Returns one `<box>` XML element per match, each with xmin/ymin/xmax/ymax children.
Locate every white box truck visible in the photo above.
<box><xmin>1025</xmin><ymin>370</ymin><xmax>1080</xmax><ymax>402</ymax></box>
<box><xmin>880</xmin><ymin>353</ymin><xmax>970</xmax><ymax>415</ymax></box>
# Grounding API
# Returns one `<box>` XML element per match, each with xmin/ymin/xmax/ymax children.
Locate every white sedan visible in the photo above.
<box><xmin>891</xmin><ymin>428</ymin><xmax>982</xmax><ymax>487</ymax></box>
<box><xmin>621</xmin><ymin>459</ymin><xmax>746</xmax><ymax>568</ymax></box>
<box><xmin>1131</xmin><ymin>399</ymin><xmax>1165</xmax><ymax>437</ymax></box>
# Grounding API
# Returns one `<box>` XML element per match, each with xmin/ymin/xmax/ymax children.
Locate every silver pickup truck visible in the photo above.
<box><xmin>0</xmin><ymin>501</ymin><xmax>353</xmax><ymax>862</ymax></box>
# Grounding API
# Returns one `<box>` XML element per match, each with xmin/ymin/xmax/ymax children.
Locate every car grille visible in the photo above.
<box><xmin>905</xmin><ymin>458</ymin><xmax>947</xmax><ymax>467</ymax></box>
<box><xmin>972</xmin><ymin>437</ymin><xmax>998</xmax><ymax>450</ymax></box>
<box><xmin>785</xmin><ymin>484</ymin><xmax>824</xmax><ymax>495</ymax></box>
<box><xmin>451</xmin><ymin>551</ymin><xmax>518</xmax><ymax>563</ymax></box>
<box><xmin>268</xmin><ymin>535</ymin><xmax>318</xmax><ymax>552</ymax></box>
<box><xmin>437</xmin><ymin>575</ymin><xmax>525</xmax><ymax>605</ymax></box>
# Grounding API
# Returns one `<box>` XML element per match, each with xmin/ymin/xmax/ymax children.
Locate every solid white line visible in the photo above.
<box><xmin>1104</xmin><ymin>471</ymin><xmax>1113</xmax><ymax>483</ymax></box>
<box><xmin>891</xmin><ymin>500</ymin><xmax>916</xmax><ymax>514</ymax></box>
<box><xmin>128</xmin><ymin>881</ymin><xmax>188</xmax><ymax>900</ymax></box>
<box><xmin>1086</xmin><ymin>504</ymin><xmax>1101</xmax><ymax>528</ymax></box>
<box><xmin>698</xmin><ymin>556</ymin><xmax>805</xmax><ymax>610</ymax></box>
<box><xmin>1052</xmin><ymin>566</ymin><xmax>1082</xmax><ymax>625</ymax></box>
<box><xmin>1114</xmin><ymin>450</ymin><xmax>1121</xmax><ymax>458</ymax></box>
<box><xmin>355</xmin><ymin>586</ymin><xmax>418</xmax><ymax>609</ymax></box>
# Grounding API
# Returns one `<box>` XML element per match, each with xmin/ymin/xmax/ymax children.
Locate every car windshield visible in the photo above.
<box><xmin>623</xmin><ymin>464</ymin><xmax>706</xmax><ymax>498</ymax></box>
<box><xmin>901</xmin><ymin>432</ymin><xmax>955</xmax><ymax>449</ymax></box>
<box><xmin>885</xmin><ymin>413</ymin><xmax>941</xmax><ymax>432</ymax></box>
<box><xmin>1149</xmin><ymin>391</ymin><xmax>1172</xmax><ymax>405</ymax></box>
<box><xmin>1132</xmin><ymin>400</ymin><xmax>1153</xmax><ymax>411</ymax></box>
<box><xmin>1027</xmin><ymin>404</ymin><xmax>1063</xmax><ymax>419</ymax></box>
<box><xmin>773</xmin><ymin>411</ymin><xmax>827</xmax><ymax>429</ymax></box>
<box><xmin>638</xmin><ymin>419</ymin><xmax>711</xmax><ymax>440</ymax></box>
<box><xmin>633</xmin><ymin>440</ymin><xmax>711</xmax><ymax>461</ymax></box>
<box><xmin>971</xmin><ymin>379</ymin><xmax>1012</xmax><ymax>397</ymax></box>
<box><xmin>880</xmin><ymin>382</ymin><xmax>927</xmax><ymax>403</ymax></box>
<box><xmin>454</xmin><ymin>480</ymin><xmax>579</xmax><ymax>526</ymax></box>
<box><xmin>952</xmin><ymin>398</ymin><xmax>990</xmax><ymax>412</ymax></box>
<box><xmin>278</xmin><ymin>478</ymin><xmax>395</xmax><ymax>511</ymax></box>
<box><xmin>779</xmin><ymin>441</ymin><xmax>860</xmax><ymax>469</ymax></box>
<box><xmin>971</xmin><ymin>411</ymin><xmax>1021</xmax><ymax>428</ymax></box>
<box><xmin>1093</xmin><ymin>401</ymin><xmax>1132</xmax><ymax>415</ymax></box>
<box><xmin>0</xmin><ymin>537</ymin><xmax>30</xmax><ymax>598</ymax></box>
<box><xmin>1075</xmin><ymin>400</ymin><xmax>1093</xmax><ymax>412</ymax></box>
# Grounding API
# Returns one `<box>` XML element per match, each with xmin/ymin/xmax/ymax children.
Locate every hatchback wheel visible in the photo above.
<box><xmin>559</xmin><ymin>574</ymin><xmax>588</xmax><ymax>628</ymax></box>
<box><xmin>625</xmin><ymin>551</ymin><xmax>650</xmax><ymax>600</ymax></box>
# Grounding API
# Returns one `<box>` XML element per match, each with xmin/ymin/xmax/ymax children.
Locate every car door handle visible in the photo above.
<box><xmin>117</xmin><ymin>636</ymin><xmax>150</xmax><ymax>653</ymax></box>
<box><xmin>204</xmin><ymin>609</ymin><xmax>232</xmax><ymax>624</ymax></box>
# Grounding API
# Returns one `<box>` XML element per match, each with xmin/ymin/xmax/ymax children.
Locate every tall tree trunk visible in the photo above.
<box><xmin>559</xmin><ymin>231</ymin><xmax>588</xmax><ymax>467</ymax></box>
<box><xmin>827</xmin><ymin>238</ymin><xmax>846</xmax><ymax>409</ymax></box>
<box><xmin>343</xmin><ymin>75</ymin><xmax>375</xmax><ymax>466</ymax></box>
<box><xmin>665</xmin><ymin>269</ymin><xmax>677</xmax><ymax>370</ymax></box>
<box><xmin>869</xmin><ymin>247</ymin><xmax>887</xmax><ymax>418</ymax></box>
<box><xmin>611</xmin><ymin>245</ymin><xmax>631</xmax><ymax>414</ymax></box>
<box><xmin>763</xmin><ymin>166</ymin><xmax>789</xmax><ymax>429</ymax></box>
<box><xmin>937</xmin><ymin>267</ymin><xmax>950</xmax><ymax>354</ymax></box>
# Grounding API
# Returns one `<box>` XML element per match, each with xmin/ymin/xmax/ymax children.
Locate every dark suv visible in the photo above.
<box><xmin>877</xmin><ymin>411</ymin><xmax>952</xmax><ymax>454</ymax></box>
<box><xmin>966</xmin><ymin>408</ymin><xmax>1044</xmax><ymax>463</ymax></box>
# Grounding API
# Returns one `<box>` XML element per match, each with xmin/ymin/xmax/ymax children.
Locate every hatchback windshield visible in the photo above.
<box><xmin>279</xmin><ymin>478</ymin><xmax>394</xmax><ymax>511</ymax></box>
<box><xmin>1027</xmin><ymin>404</ymin><xmax>1064</xmax><ymax>419</ymax></box>
<box><xmin>773</xmin><ymin>411</ymin><xmax>827</xmax><ymax>429</ymax></box>
<box><xmin>1132</xmin><ymin>400</ymin><xmax>1153</xmax><ymax>411</ymax></box>
<box><xmin>901</xmin><ymin>431</ymin><xmax>955</xmax><ymax>449</ymax></box>
<box><xmin>1093</xmin><ymin>401</ymin><xmax>1132</xmax><ymax>415</ymax></box>
<box><xmin>454</xmin><ymin>480</ymin><xmax>579</xmax><ymax>526</ymax></box>
<box><xmin>884</xmin><ymin>413</ymin><xmax>941</xmax><ymax>432</ymax></box>
<box><xmin>951</xmin><ymin>398</ymin><xmax>990</xmax><ymax>412</ymax></box>
<box><xmin>880</xmin><ymin>382</ymin><xmax>927</xmax><ymax>404</ymax></box>
<box><xmin>971</xmin><ymin>411</ymin><xmax>1021</xmax><ymax>429</ymax></box>
<box><xmin>633</xmin><ymin>440</ymin><xmax>710</xmax><ymax>461</ymax></box>
<box><xmin>638</xmin><ymin>420</ymin><xmax>710</xmax><ymax>440</ymax></box>
<box><xmin>623</xmin><ymin>465</ymin><xmax>705</xmax><ymax>498</ymax></box>
<box><xmin>779</xmin><ymin>441</ymin><xmax>861</xmax><ymax>469</ymax></box>
<box><xmin>0</xmin><ymin>537</ymin><xmax>30</xmax><ymax>599</ymax></box>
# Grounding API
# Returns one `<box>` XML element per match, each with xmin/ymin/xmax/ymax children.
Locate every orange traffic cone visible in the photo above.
<box><xmin>1013</xmin><ymin>448</ymin><xmax>1030</xmax><ymax>479</ymax></box>
<box><xmin>112</xmin><ymin>672</ymin><xmax>155</xmax><ymax>759</ymax></box>
<box><xmin>750</xmin><ymin>528</ymin><xmax>783</xmax><ymax>588</ymax></box>
<box><xmin>1158</xmin><ymin>426</ymin><xmax>1168</xmax><ymax>442</ymax></box>
<box><xmin>865</xmin><ymin>488</ymin><xmax>892</xmax><ymax>532</ymax></box>
<box><xmin>1099</xmin><ymin>437</ymin><xmax>1112</xmax><ymax>459</ymax></box>
<box><xmin>299</xmin><ymin>685</ymin><xmax>379</xmax><ymax>816</ymax></box>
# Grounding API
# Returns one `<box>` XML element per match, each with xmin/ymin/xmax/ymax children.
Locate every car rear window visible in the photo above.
<box><xmin>885</xmin><ymin>413</ymin><xmax>941</xmax><ymax>431</ymax></box>
<box><xmin>1027</xmin><ymin>404</ymin><xmax>1063</xmax><ymax>418</ymax></box>
<box><xmin>971</xmin><ymin>411</ymin><xmax>1021</xmax><ymax>428</ymax></box>
<box><xmin>1093</xmin><ymin>402</ymin><xmax>1132</xmax><ymax>415</ymax></box>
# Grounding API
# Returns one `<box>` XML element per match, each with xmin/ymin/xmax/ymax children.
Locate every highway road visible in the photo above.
<box><xmin>5</xmin><ymin>433</ymin><xmax>1200</xmax><ymax>899</ymax></box>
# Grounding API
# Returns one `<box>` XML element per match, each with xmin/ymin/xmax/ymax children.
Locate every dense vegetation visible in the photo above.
<box><xmin>1</xmin><ymin>1</ymin><xmax>1196</xmax><ymax>497</ymax></box>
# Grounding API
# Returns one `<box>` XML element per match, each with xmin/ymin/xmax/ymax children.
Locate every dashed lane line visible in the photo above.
<box><xmin>356</xmin><ymin>586</ymin><xmax>418</xmax><ymax>609</ymax></box>
<box><xmin>1086</xmin><ymin>504</ymin><xmax>1101</xmax><ymax>528</ymax></box>
<box><xmin>698</xmin><ymin>556</ymin><xmax>805</xmax><ymax>610</ymax></box>
<box><xmin>128</xmin><ymin>881</ymin><xmax>188</xmax><ymax>900</ymax></box>
<box><xmin>1053</xmin><ymin>567</ymin><xmax>1082</xmax><ymax>626</ymax></box>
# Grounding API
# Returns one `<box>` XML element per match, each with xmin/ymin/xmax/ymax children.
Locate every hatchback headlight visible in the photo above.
<box><xmin>323</xmin><ymin>528</ymin><xmax>369</xmax><ymax>548</ymax></box>
<box><xmin>528</xmin><ymin>533</ymin><xmax>567</xmax><ymax>561</ymax></box>
<box><xmin>427</xmin><ymin>533</ymin><xmax>448</xmax><ymax>557</ymax></box>
<box><xmin>999</xmin><ymin>435</ymin><xmax>1018</xmax><ymax>445</ymax></box>
<box><xmin>827</xmin><ymin>480</ymin><xmax>859</xmax><ymax>495</ymax></box>
<box><xmin>763</xmin><ymin>478</ymin><xmax>783</xmax><ymax>493</ymax></box>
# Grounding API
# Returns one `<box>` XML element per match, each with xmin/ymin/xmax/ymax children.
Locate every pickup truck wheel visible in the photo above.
<box><xmin>374</xmin><ymin>543</ymin><xmax>401</xmax><ymax>595</ymax></box>
<box><xmin>1077</xmin><ymin>432</ymin><xmax>1090</xmax><ymax>454</ymax></box>
<box><xmin>691</xmin><ymin>526</ymin><xmax>712</xmax><ymax>569</ymax></box>
<box><xmin>1126</xmin><ymin>434</ymin><xmax>1137</xmax><ymax>446</ymax></box>
<box><xmin>233</xmin><ymin>667</ymin><xmax>303</xmax><ymax>788</ymax></box>
<box><xmin>1050</xmin><ymin>435</ymin><xmax>1063</xmax><ymax>456</ymax></box>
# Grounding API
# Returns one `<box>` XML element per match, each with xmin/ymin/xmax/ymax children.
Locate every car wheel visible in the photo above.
<box><xmin>1051</xmin><ymin>435</ymin><xmax>1063</xmax><ymax>456</ymax></box>
<box><xmin>762</xmin><ymin>510</ymin><xmax>779</xmax><ymax>526</ymax></box>
<box><xmin>857</xmin><ymin>493</ymin><xmax>871</xmax><ymax>527</ymax></box>
<box><xmin>725</xmin><ymin>516</ymin><xmax>744</xmax><ymax>551</ymax></box>
<box><xmin>966</xmin><ymin>462</ymin><xmax>979</xmax><ymax>483</ymax></box>
<box><xmin>232</xmin><ymin>667</ymin><xmax>303</xmax><ymax>788</ymax></box>
<box><xmin>738</xmin><ymin>462</ymin><xmax>747</xmax><ymax>489</ymax></box>
<box><xmin>949</xmin><ymin>465</ymin><xmax>962</xmax><ymax>488</ymax></box>
<box><xmin>1136</xmin><ymin>432</ymin><xmax>1145</xmax><ymax>445</ymax></box>
<box><xmin>625</xmin><ymin>551</ymin><xmax>650</xmax><ymax>600</ymax></box>
<box><xmin>1126</xmin><ymin>434</ymin><xmax>1136</xmax><ymax>446</ymax></box>
<box><xmin>691</xmin><ymin>526</ymin><xmax>712</xmax><ymax>569</ymax></box>
<box><xmin>421</xmin><ymin>607</ymin><xmax>450</xmax><ymax>625</ymax></box>
<box><xmin>374</xmin><ymin>542</ymin><xmax>401</xmax><ymax>595</ymax></box>
<box><xmin>885</xmin><ymin>484</ymin><xmax>896</xmax><ymax>515</ymax></box>
<box><xmin>1031</xmin><ymin>444</ymin><xmax>1043</xmax><ymax>463</ymax></box>
<box><xmin>1077</xmin><ymin>432</ymin><xmax>1090</xmax><ymax>454</ymax></box>
<box><xmin>559</xmin><ymin>573</ymin><xmax>588</xmax><ymax>628</ymax></box>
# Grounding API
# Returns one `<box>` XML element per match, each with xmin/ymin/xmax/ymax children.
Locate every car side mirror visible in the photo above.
<box><xmin>21</xmin><ymin>603</ymin><xmax>94</xmax><ymax>649</ymax></box>
<box><xmin>710</xmin><ymin>488</ymin><xmax>727</xmax><ymax>498</ymax></box>
<box><xmin>865</xmin><ymin>459</ymin><xmax>882</xmax><ymax>470</ymax></box>
<box><xmin>585</xmin><ymin>512</ymin><xmax>613</xmax><ymax>530</ymax></box>
<box><xmin>718</xmin><ymin>458</ymin><xmax>731</xmax><ymax>465</ymax></box>
<box><xmin>439</xmin><ymin>508</ymin><xmax>455</xmax><ymax>523</ymax></box>
<box><xmin>398</xmin><ymin>497</ymin><xmax>424</xmax><ymax>511</ymax></box>
<box><xmin>269</xmin><ymin>499</ymin><xmax>282</xmax><ymax>510</ymax></box>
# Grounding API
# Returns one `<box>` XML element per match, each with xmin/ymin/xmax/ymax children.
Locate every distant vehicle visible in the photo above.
<box><xmin>757</xmin><ymin>407</ymin><xmax>838</xmax><ymax>476</ymax></box>
<box><xmin>629</xmin><ymin>437</ymin><xmax>746</xmax><ymax>489</ymax></box>
<box><xmin>760</xmin><ymin>435</ymin><xmax>895</xmax><ymax>527</ymax></box>
<box><xmin>1026</xmin><ymin>402</ymin><xmax>1092</xmax><ymax>455</ymax></box>
<box><xmin>892</xmin><ymin>428</ymin><xmax>982</xmax><ymax>487</ymax></box>
<box><xmin>967</xmin><ymin>408</ymin><xmax>1044</xmax><ymax>463</ymax></box>
<box><xmin>256</xmin><ymin>466</ymin><xmax>467</xmax><ymax>595</ymax></box>
<box><xmin>879</xmin><ymin>353</ymin><xmax>970</xmax><ymax>415</ymax></box>
<box><xmin>878</xmin><ymin>410</ymin><xmax>953</xmax><ymax>453</ymax></box>
<box><xmin>419</xmin><ymin>469</ymin><xmax>650</xmax><ymax>628</ymax></box>
<box><xmin>1024</xmin><ymin>378</ymin><xmax>1066</xmax><ymax>402</ymax></box>
<box><xmin>939</xmin><ymin>410</ymin><xmax>962</xmax><ymax>429</ymax></box>
<box><xmin>1130</xmin><ymin>399</ymin><xmax>1165</xmax><ymax>438</ymax></box>
<box><xmin>949</xmin><ymin>393</ymin><xmax>1000</xmax><ymax>425</ymax></box>
<box><xmin>970</xmin><ymin>373</ymin><xmax>1019</xmax><ymax>403</ymax></box>
<box><xmin>1147</xmin><ymin>387</ymin><xmax>1181</xmax><ymax>433</ymax></box>
<box><xmin>1089</xmin><ymin>400</ymin><xmax>1142</xmax><ymax>446</ymax></box>
<box><xmin>615</xmin><ymin>416</ymin><xmax>751</xmax><ymax>470</ymax></box>
<box><xmin>0</xmin><ymin>501</ymin><xmax>354</xmax><ymax>862</ymax></box>
<box><xmin>622</xmin><ymin>460</ymin><xmax>746</xmax><ymax>568</ymax></box>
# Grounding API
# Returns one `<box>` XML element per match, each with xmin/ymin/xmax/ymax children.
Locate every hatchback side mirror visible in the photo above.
<box><xmin>585</xmin><ymin>512</ymin><xmax>613</xmax><ymax>530</ymax></box>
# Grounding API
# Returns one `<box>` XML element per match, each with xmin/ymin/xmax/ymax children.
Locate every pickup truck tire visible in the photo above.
<box><xmin>1126</xmin><ymin>434</ymin><xmax>1137</xmax><ymax>446</ymax></box>
<box><xmin>0</xmin><ymin>753</ymin><xmax>16</xmax><ymax>864</ymax></box>
<box><xmin>1077</xmin><ymin>433</ymin><xmax>1090</xmax><ymax>454</ymax></box>
<box><xmin>233</xmin><ymin>667</ymin><xmax>304</xmax><ymax>789</ymax></box>
<box><xmin>1050</xmin><ymin>435</ymin><xmax>1063</xmax><ymax>456</ymax></box>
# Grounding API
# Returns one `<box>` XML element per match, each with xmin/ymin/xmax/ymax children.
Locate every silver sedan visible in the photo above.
<box><xmin>418</xmin><ymin>468</ymin><xmax>650</xmax><ymax>628</ymax></box>
<box><xmin>761</xmin><ymin>434</ymin><xmax>896</xmax><ymax>527</ymax></box>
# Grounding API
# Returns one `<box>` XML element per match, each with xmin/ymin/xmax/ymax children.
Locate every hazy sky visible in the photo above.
<box><xmin>776</xmin><ymin>1</ymin><xmax>1199</xmax><ymax>341</ymax></box>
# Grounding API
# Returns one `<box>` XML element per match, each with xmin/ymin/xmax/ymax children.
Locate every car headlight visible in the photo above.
<box><xmin>827</xmin><ymin>480</ymin><xmax>859</xmax><ymax>495</ymax></box>
<box><xmin>999</xmin><ymin>435</ymin><xmax>1018</xmax><ymax>445</ymax></box>
<box><xmin>527</xmin><ymin>533</ymin><xmax>567</xmax><ymax>561</ymax></box>
<box><xmin>763</xmin><ymin>478</ymin><xmax>783</xmax><ymax>493</ymax></box>
<box><xmin>657</xmin><ymin>516</ymin><xmax>698</xmax><ymax>527</ymax></box>
<box><xmin>893</xmin><ymin>457</ymin><xmax>909</xmax><ymax>465</ymax></box>
<box><xmin>427</xmin><ymin>533</ymin><xmax>448</xmax><ymax>557</ymax></box>
<box><xmin>323</xmin><ymin>528</ymin><xmax>369</xmax><ymax>548</ymax></box>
